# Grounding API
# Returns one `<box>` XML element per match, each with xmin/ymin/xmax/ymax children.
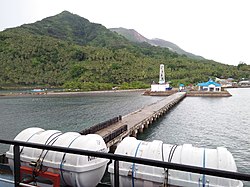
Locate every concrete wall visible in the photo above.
<box><xmin>151</xmin><ymin>84</ymin><xmax>170</xmax><ymax>92</ymax></box>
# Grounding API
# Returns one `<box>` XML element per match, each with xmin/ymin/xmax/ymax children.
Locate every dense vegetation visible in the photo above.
<box><xmin>0</xmin><ymin>11</ymin><xmax>249</xmax><ymax>90</ymax></box>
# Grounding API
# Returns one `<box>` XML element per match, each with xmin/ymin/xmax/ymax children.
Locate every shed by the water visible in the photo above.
<box><xmin>197</xmin><ymin>79</ymin><xmax>221</xmax><ymax>92</ymax></box>
<box><xmin>179</xmin><ymin>83</ymin><xmax>185</xmax><ymax>91</ymax></box>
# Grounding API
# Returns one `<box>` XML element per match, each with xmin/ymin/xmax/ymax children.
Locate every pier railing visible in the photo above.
<box><xmin>1</xmin><ymin>139</ymin><xmax>250</xmax><ymax>187</ymax></box>
<box><xmin>80</xmin><ymin>116</ymin><xmax>122</xmax><ymax>135</ymax></box>
<box><xmin>102</xmin><ymin>125</ymin><xmax>127</xmax><ymax>143</ymax></box>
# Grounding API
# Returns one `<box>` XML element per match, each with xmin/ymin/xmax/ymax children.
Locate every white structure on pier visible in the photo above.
<box><xmin>159</xmin><ymin>64</ymin><xmax>165</xmax><ymax>84</ymax></box>
<box><xmin>151</xmin><ymin>64</ymin><xmax>171</xmax><ymax>92</ymax></box>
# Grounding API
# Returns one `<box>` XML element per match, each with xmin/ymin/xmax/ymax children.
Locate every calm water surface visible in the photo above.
<box><xmin>138</xmin><ymin>88</ymin><xmax>250</xmax><ymax>186</ymax></box>
<box><xmin>0</xmin><ymin>91</ymin><xmax>162</xmax><ymax>151</ymax></box>
<box><xmin>0</xmin><ymin>88</ymin><xmax>249</xmax><ymax>185</ymax></box>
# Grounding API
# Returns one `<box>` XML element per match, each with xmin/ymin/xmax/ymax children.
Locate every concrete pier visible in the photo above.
<box><xmin>95</xmin><ymin>92</ymin><xmax>186</xmax><ymax>148</ymax></box>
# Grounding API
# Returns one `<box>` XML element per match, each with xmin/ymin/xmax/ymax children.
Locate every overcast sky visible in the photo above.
<box><xmin>1</xmin><ymin>0</ymin><xmax>250</xmax><ymax>66</ymax></box>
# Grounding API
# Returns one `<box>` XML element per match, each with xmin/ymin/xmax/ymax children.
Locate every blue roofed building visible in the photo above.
<box><xmin>197</xmin><ymin>79</ymin><xmax>221</xmax><ymax>92</ymax></box>
<box><xmin>179</xmin><ymin>83</ymin><xmax>185</xmax><ymax>91</ymax></box>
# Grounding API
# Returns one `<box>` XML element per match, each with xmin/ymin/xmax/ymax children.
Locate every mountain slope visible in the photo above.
<box><xmin>110</xmin><ymin>27</ymin><xmax>149</xmax><ymax>43</ymax></box>
<box><xmin>110</xmin><ymin>27</ymin><xmax>203</xmax><ymax>59</ymax></box>
<box><xmin>0</xmin><ymin>11</ymin><xmax>248</xmax><ymax>88</ymax></box>
<box><xmin>7</xmin><ymin>11</ymin><xmax>130</xmax><ymax>48</ymax></box>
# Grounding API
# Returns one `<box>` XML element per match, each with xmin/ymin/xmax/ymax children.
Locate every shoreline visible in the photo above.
<box><xmin>1</xmin><ymin>87</ymin><xmax>249</xmax><ymax>98</ymax></box>
<box><xmin>0</xmin><ymin>89</ymin><xmax>146</xmax><ymax>97</ymax></box>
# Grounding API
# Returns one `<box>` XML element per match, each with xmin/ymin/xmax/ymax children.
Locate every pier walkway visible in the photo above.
<box><xmin>94</xmin><ymin>92</ymin><xmax>186</xmax><ymax>148</ymax></box>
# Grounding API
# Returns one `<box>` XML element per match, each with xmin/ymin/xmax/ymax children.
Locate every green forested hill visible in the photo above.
<box><xmin>8</xmin><ymin>11</ymin><xmax>131</xmax><ymax>48</ymax></box>
<box><xmin>0</xmin><ymin>11</ymin><xmax>249</xmax><ymax>90</ymax></box>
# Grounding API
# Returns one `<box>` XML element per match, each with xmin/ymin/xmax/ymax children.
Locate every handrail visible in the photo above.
<box><xmin>80</xmin><ymin>116</ymin><xmax>122</xmax><ymax>135</ymax></box>
<box><xmin>1</xmin><ymin>139</ymin><xmax>250</xmax><ymax>187</ymax></box>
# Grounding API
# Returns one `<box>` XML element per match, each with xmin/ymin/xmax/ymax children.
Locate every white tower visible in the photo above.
<box><xmin>159</xmin><ymin>64</ymin><xmax>165</xmax><ymax>84</ymax></box>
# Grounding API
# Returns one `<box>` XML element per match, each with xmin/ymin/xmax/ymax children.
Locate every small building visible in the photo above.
<box><xmin>151</xmin><ymin>83</ymin><xmax>171</xmax><ymax>92</ymax></box>
<box><xmin>151</xmin><ymin>64</ymin><xmax>171</xmax><ymax>92</ymax></box>
<box><xmin>238</xmin><ymin>80</ymin><xmax>250</xmax><ymax>87</ymax></box>
<box><xmin>197</xmin><ymin>79</ymin><xmax>221</xmax><ymax>92</ymax></box>
<box><xmin>215</xmin><ymin>77</ymin><xmax>234</xmax><ymax>88</ymax></box>
<box><xmin>179</xmin><ymin>84</ymin><xmax>185</xmax><ymax>91</ymax></box>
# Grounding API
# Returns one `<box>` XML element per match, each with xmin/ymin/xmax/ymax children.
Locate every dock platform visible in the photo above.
<box><xmin>186</xmin><ymin>90</ymin><xmax>232</xmax><ymax>97</ymax></box>
<box><xmin>94</xmin><ymin>92</ymin><xmax>186</xmax><ymax>148</ymax></box>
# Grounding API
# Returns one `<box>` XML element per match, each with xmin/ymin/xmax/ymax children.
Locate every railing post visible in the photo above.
<box><xmin>13</xmin><ymin>144</ymin><xmax>21</xmax><ymax>187</ymax></box>
<box><xmin>114</xmin><ymin>160</ymin><xmax>119</xmax><ymax>187</ymax></box>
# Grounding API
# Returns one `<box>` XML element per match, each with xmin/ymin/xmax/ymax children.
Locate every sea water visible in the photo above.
<box><xmin>0</xmin><ymin>88</ymin><xmax>249</xmax><ymax>185</ymax></box>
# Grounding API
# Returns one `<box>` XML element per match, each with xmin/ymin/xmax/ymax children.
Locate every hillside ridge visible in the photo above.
<box><xmin>110</xmin><ymin>27</ymin><xmax>203</xmax><ymax>59</ymax></box>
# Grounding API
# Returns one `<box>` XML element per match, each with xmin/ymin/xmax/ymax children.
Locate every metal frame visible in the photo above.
<box><xmin>1</xmin><ymin>139</ymin><xmax>250</xmax><ymax>187</ymax></box>
<box><xmin>20</xmin><ymin>166</ymin><xmax>60</xmax><ymax>187</ymax></box>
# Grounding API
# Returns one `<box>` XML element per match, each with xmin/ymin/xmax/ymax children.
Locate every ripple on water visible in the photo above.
<box><xmin>0</xmin><ymin>89</ymin><xmax>250</xmax><ymax>185</ymax></box>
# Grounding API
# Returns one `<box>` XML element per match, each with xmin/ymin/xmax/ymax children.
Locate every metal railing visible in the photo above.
<box><xmin>1</xmin><ymin>139</ymin><xmax>250</xmax><ymax>187</ymax></box>
<box><xmin>102</xmin><ymin>125</ymin><xmax>127</xmax><ymax>143</ymax></box>
<box><xmin>80</xmin><ymin>116</ymin><xmax>122</xmax><ymax>135</ymax></box>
